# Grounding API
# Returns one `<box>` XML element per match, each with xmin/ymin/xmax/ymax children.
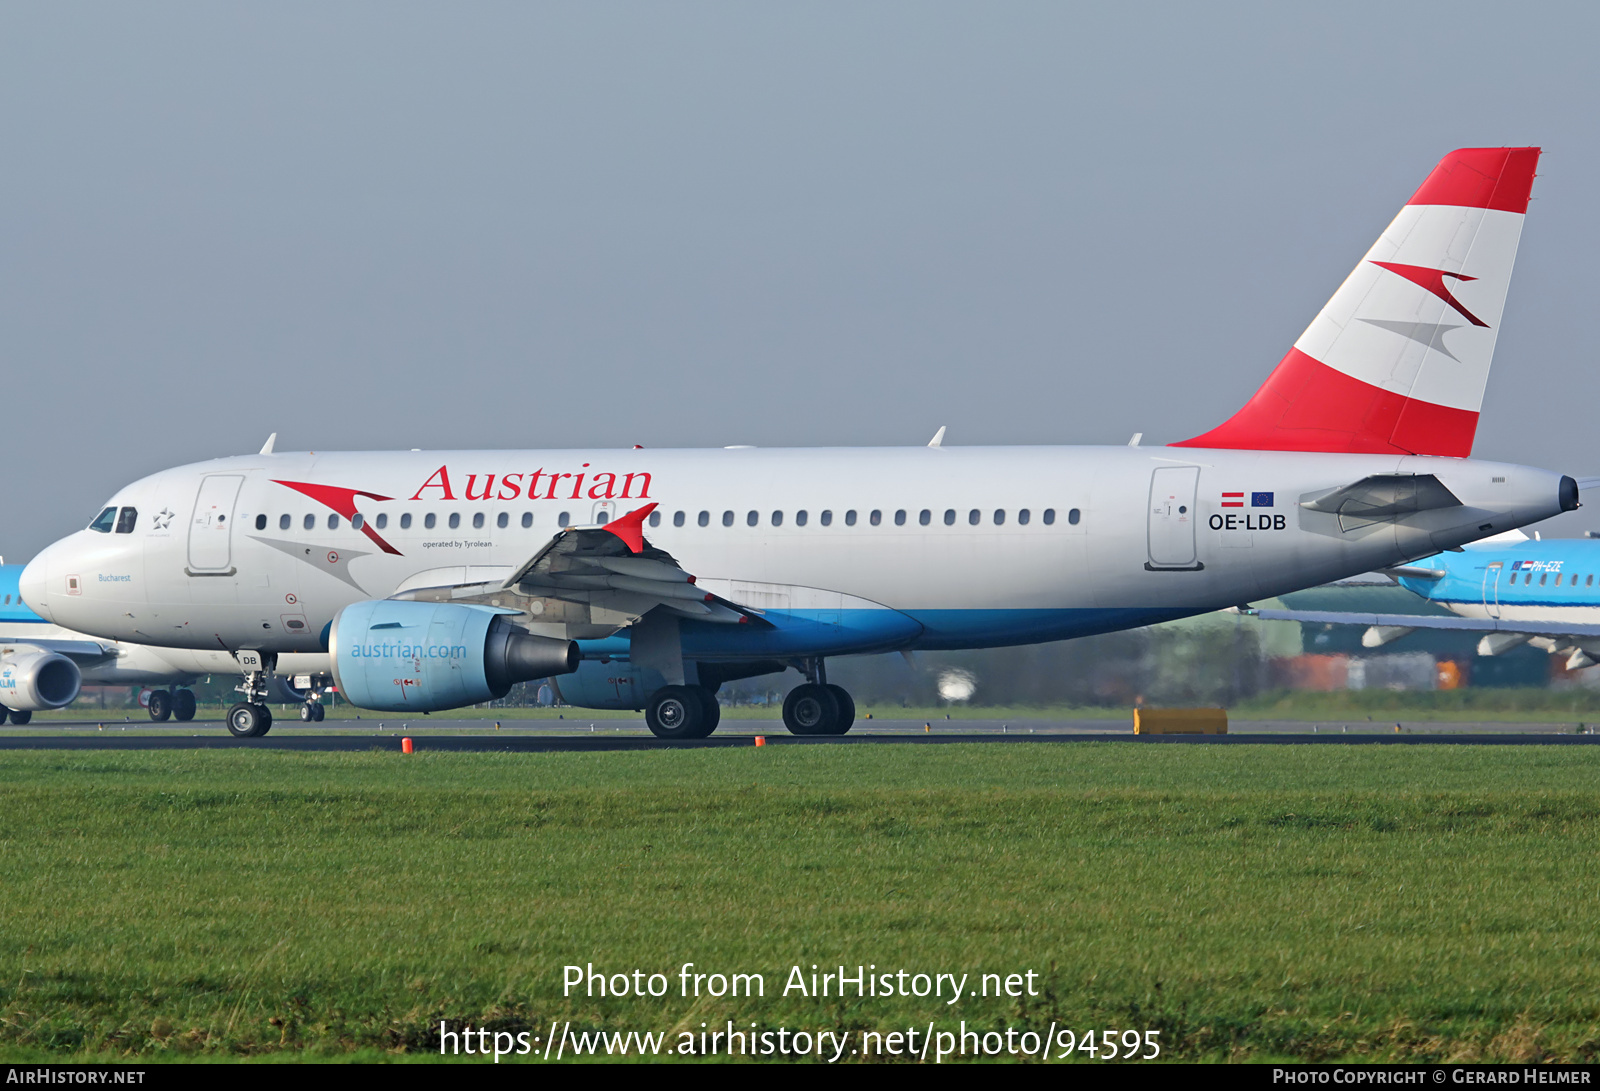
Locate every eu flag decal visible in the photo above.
<box><xmin>1251</xmin><ymin>492</ymin><xmax>1274</xmax><ymax>508</ymax></box>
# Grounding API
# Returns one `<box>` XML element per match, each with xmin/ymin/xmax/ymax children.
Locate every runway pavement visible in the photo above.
<box><xmin>2</xmin><ymin>716</ymin><xmax>1598</xmax><ymax>750</ymax></box>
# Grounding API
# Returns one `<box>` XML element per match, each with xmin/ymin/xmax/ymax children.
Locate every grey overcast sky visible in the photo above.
<box><xmin>4</xmin><ymin>2</ymin><xmax>1599</xmax><ymax>559</ymax></box>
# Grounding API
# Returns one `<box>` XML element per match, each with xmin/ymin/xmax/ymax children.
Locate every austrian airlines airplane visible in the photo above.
<box><xmin>17</xmin><ymin>147</ymin><xmax>1579</xmax><ymax>739</ymax></box>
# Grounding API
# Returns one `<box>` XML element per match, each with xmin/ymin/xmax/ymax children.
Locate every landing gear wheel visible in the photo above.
<box><xmin>226</xmin><ymin>702</ymin><xmax>272</xmax><ymax>738</ymax></box>
<box><xmin>312</xmin><ymin>703</ymin><xmax>325</xmax><ymax>722</ymax></box>
<box><xmin>148</xmin><ymin>690</ymin><xmax>172</xmax><ymax>722</ymax></box>
<box><xmin>822</xmin><ymin>685</ymin><xmax>855</xmax><ymax>735</ymax></box>
<box><xmin>7</xmin><ymin>709</ymin><xmax>31</xmax><ymax>726</ymax></box>
<box><xmin>299</xmin><ymin>704</ymin><xmax>316</xmax><ymax>722</ymax></box>
<box><xmin>173</xmin><ymin>690</ymin><xmax>196</xmax><ymax>722</ymax></box>
<box><xmin>783</xmin><ymin>683</ymin><xmax>840</xmax><ymax>736</ymax></box>
<box><xmin>645</xmin><ymin>685</ymin><xmax>711</xmax><ymax>740</ymax></box>
<box><xmin>696</xmin><ymin>687</ymin><xmax>721</xmax><ymax>735</ymax></box>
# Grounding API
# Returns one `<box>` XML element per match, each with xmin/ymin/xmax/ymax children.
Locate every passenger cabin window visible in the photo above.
<box><xmin>1044</xmin><ymin>509</ymin><xmax>1057</xmax><ymax>525</ymax></box>
<box><xmin>722</xmin><ymin>511</ymin><xmax>734</xmax><ymax>527</ymax></box>
<box><xmin>772</xmin><ymin>510</ymin><xmax>783</xmax><ymax>526</ymax></box>
<box><xmin>1068</xmin><ymin>508</ymin><xmax>1080</xmax><ymax>525</ymax></box>
<box><xmin>673</xmin><ymin>511</ymin><xmax>685</xmax><ymax>527</ymax></box>
<box><xmin>303</xmin><ymin>514</ymin><xmax>315</xmax><ymax>530</ymax></box>
<box><xmin>89</xmin><ymin>506</ymin><xmax>117</xmax><ymax>533</ymax></box>
<box><xmin>1018</xmin><ymin>509</ymin><xmax>1031</xmax><ymax>525</ymax></box>
<box><xmin>994</xmin><ymin>509</ymin><xmax>1005</xmax><ymax>525</ymax></box>
<box><xmin>449</xmin><ymin>513</ymin><xmax>461</xmax><ymax>529</ymax></box>
<box><xmin>1589</xmin><ymin>575</ymin><xmax>1595</xmax><ymax>588</ymax></box>
<box><xmin>821</xmin><ymin>510</ymin><xmax>833</xmax><ymax>526</ymax></box>
<box><xmin>255</xmin><ymin>514</ymin><xmax>267</xmax><ymax>530</ymax></box>
<box><xmin>747</xmin><ymin>511</ymin><xmax>758</xmax><ymax>527</ymax></box>
<box><xmin>919</xmin><ymin>510</ymin><xmax>931</xmax><ymax>526</ymax></box>
<box><xmin>352</xmin><ymin>514</ymin><xmax>364</xmax><ymax>530</ymax></box>
<box><xmin>647</xmin><ymin>512</ymin><xmax>660</xmax><ymax>527</ymax></box>
<box><xmin>870</xmin><ymin>510</ymin><xmax>882</xmax><ymax>526</ymax></box>
<box><xmin>944</xmin><ymin>509</ymin><xmax>956</xmax><ymax>526</ymax></box>
<box><xmin>473</xmin><ymin>513</ymin><xmax>485</xmax><ymax>529</ymax></box>
<box><xmin>1540</xmin><ymin>574</ymin><xmax>1548</xmax><ymax>586</ymax></box>
<box><xmin>522</xmin><ymin>512</ymin><xmax>533</xmax><ymax>528</ymax></box>
<box><xmin>280</xmin><ymin>514</ymin><xmax>292</xmax><ymax>530</ymax></box>
<box><xmin>424</xmin><ymin>514</ymin><xmax>436</xmax><ymax>529</ymax></box>
<box><xmin>796</xmin><ymin>510</ymin><xmax>808</xmax><ymax>526</ymax></box>
<box><xmin>698</xmin><ymin>511</ymin><xmax>710</xmax><ymax>527</ymax></box>
<box><xmin>845</xmin><ymin>510</ymin><xmax>857</xmax><ymax>526</ymax></box>
<box><xmin>968</xmin><ymin>509</ymin><xmax>980</xmax><ymax>526</ymax></box>
<box><xmin>894</xmin><ymin>510</ymin><xmax>906</xmax><ymax>526</ymax></box>
<box><xmin>497</xmin><ymin>513</ymin><xmax>509</xmax><ymax>529</ymax></box>
<box><xmin>328</xmin><ymin>514</ymin><xmax>340</xmax><ymax>530</ymax></box>
<box><xmin>376</xmin><ymin>514</ymin><xmax>387</xmax><ymax>529</ymax></box>
<box><xmin>559</xmin><ymin>512</ymin><xmax>571</xmax><ymax>527</ymax></box>
<box><xmin>401</xmin><ymin>513</ymin><xmax>413</xmax><ymax>529</ymax></box>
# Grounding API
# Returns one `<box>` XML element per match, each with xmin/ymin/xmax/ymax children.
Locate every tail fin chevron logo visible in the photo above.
<box><xmin>1369</xmin><ymin>262</ymin><xmax>1489</xmax><ymax>327</ymax></box>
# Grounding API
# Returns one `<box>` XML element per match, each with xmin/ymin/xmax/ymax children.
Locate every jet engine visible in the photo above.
<box><xmin>329</xmin><ymin>600</ymin><xmax>578</xmax><ymax>712</ymax></box>
<box><xmin>0</xmin><ymin>650</ymin><xmax>83</xmax><ymax>711</ymax></box>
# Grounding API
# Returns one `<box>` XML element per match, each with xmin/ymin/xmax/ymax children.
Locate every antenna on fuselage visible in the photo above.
<box><xmin>927</xmin><ymin>426</ymin><xmax>946</xmax><ymax>448</ymax></box>
<box><xmin>259</xmin><ymin>433</ymin><xmax>278</xmax><ymax>455</ymax></box>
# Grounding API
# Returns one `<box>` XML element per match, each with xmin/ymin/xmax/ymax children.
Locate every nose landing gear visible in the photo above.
<box><xmin>228</xmin><ymin>651</ymin><xmax>276</xmax><ymax>738</ymax></box>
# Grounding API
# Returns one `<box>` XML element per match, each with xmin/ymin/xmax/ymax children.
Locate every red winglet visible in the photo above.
<box><xmin>602</xmin><ymin>503</ymin><xmax>657</xmax><ymax>554</ymax></box>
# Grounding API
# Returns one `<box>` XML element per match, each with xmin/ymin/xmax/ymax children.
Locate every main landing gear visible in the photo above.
<box><xmin>782</xmin><ymin>659</ymin><xmax>855</xmax><ymax>736</ymax></box>
<box><xmin>2</xmin><ymin>708</ymin><xmax>32</xmax><ymax>725</ymax></box>
<box><xmin>227</xmin><ymin>652</ymin><xmax>275</xmax><ymax>738</ymax></box>
<box><xmin>644</xmin><ymin>684</ymin><xmax>722</xmax><ymax>740</ymax></box>
<box><xmin>147</xmin><ymin>688</ymin><xmax>197</xmax><ymax>723</ymax></box>
<box><xmin>640</xmin><ymin>660</ymin><xmax>857</xmax><ymax>740</ymax></box>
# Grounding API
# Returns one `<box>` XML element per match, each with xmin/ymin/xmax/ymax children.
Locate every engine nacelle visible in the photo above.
<box><xmin>551</xmin><ymin>660</ymin><xmax>671</xmax><ymax>710</ymax></box>
<box><xmin>329</xmin><ymin>600</ymin><xmax>578</xmax><ymax>712</ymax></box>
<box><xmin>0</xmin><ymin>650</ymin><xmax>82</xmax><ymax>711</ymax></box>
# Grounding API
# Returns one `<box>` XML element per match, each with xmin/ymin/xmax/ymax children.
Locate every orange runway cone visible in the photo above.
<box><xmin>401</xmin><ymin>737</ymin><xmax>414</xmax><ymax>754</ymax></box>
<box><xmin>755</xmin><ymin>736</ymin><xmax>766</xmax><ymax>747</ymax></box>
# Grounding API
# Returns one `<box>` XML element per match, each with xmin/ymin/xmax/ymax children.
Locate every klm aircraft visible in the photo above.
<box><xmin>1248</xmin><ymin>524</ymin><xmax>1600</xmax><ymax>670</ymax></box>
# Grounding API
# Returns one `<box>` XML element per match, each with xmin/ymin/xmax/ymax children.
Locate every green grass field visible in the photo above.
<box><xmin>2</xmin><ymin>744</ymin><xmax>1598</xmax><ymax>1062</ymax></box>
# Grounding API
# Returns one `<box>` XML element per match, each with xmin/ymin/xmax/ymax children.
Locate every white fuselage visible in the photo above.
<box><xmin>19</xmin><ymin>445</ymin><xmax>1573</xmax><ymax>658</ymax></box>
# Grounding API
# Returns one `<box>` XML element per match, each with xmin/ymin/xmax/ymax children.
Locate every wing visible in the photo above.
<box><xmin>0</xmin><ymin>637</ymin><xmax>117</xmax><ymax>663</ymax></box>
<box><xmin>1245</xmin><ymin>606</ymin><xmax>1600</xmax><ymax>640</ymax></box>
<box><xmin>388</xmin><ymin>503</ymin><xmax>763</xmax><ymax>640</ymax></box>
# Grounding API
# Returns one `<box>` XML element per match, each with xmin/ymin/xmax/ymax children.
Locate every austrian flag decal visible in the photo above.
<box><xmin>1221</xmin><ymin>491</ymin><xmax>1273</xmax><ymax>509</ymax></box>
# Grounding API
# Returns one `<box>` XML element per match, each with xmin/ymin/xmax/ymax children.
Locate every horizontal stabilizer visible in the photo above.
<box><xmin>1301</xmin><ymin>473</ymin><xmax>1461</xmax><ymax>530</ymax></box>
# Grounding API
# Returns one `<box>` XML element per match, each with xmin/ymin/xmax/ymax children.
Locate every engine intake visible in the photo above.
<box><xmin>0</xmin><ymin>650</ymin><xmax>83</xmax><ymax>711</ymax></box>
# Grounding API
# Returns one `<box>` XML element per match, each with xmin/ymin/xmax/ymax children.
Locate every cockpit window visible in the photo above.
<box><xmin>89</xmin><ymin>507</ymin><xmax>117</xmax><ymax>533</ymax></box>
<box><xmin>115</xmin><ymin>507</ymin><xmax>138</xmax><ymax>534</ymax></box>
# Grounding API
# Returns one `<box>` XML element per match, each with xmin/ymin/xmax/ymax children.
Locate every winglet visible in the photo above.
<box><xmin>603</xmin><ymin>503</ymin><xmax>658</xmax><ymax>554</ymax></box>
<box><xmin>927</xmin><ymin>426</ymin><xmax>946</xmax><ymax>448</ymax></box>
<box><xmin>260</xmin><ymin>433</ymin><xmax>277</xmax><ymax>455</ymax></box>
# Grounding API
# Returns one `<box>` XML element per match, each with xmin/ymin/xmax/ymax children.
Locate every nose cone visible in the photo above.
<box><xmin>19</xmin><ymin>552</ymin><xmax>52</xmax><ymax>621</ymax></box>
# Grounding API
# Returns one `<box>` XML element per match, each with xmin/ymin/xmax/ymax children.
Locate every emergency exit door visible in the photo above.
<box><xmin>1147</xmin><ymin>466</ymin><xmax>1202</xmax><ymax>570</ymax></box>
